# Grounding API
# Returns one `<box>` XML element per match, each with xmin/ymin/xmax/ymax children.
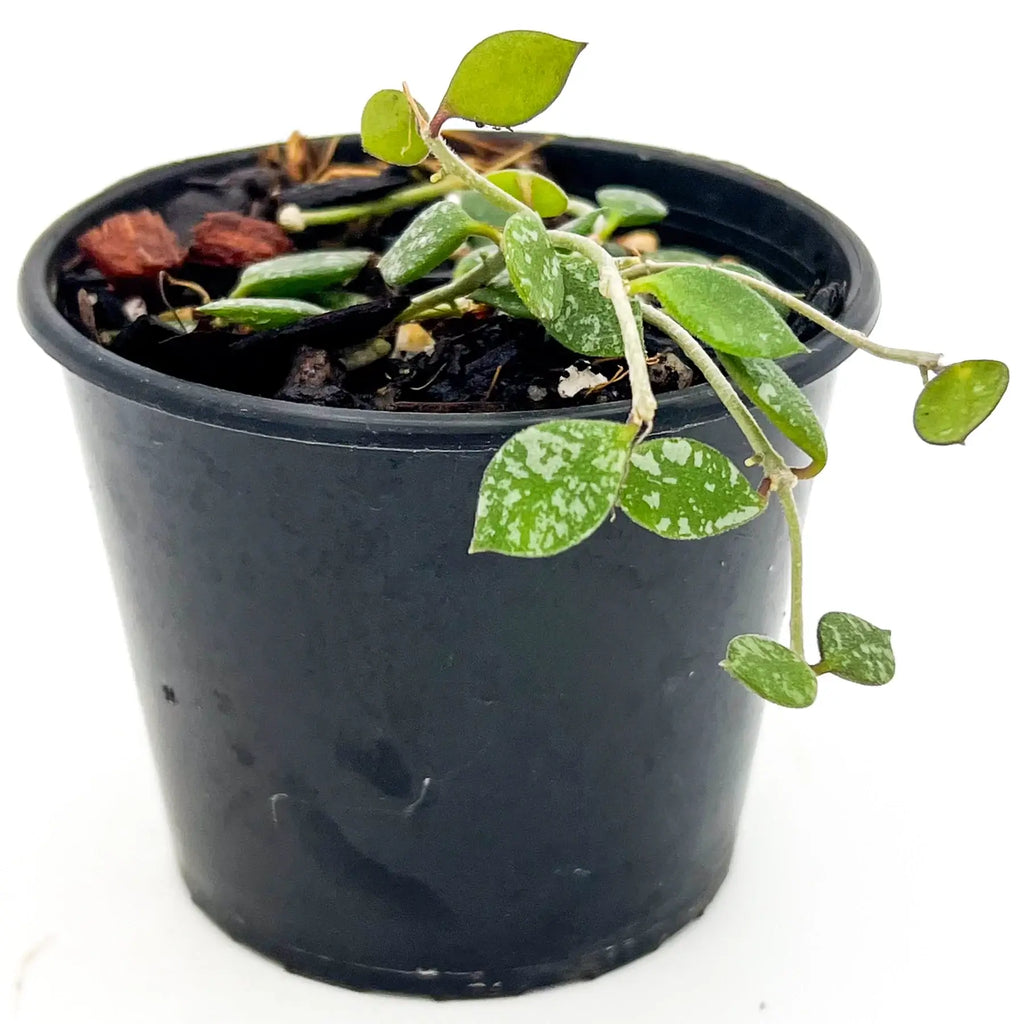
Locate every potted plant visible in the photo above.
<box><xmin>17</xmin><ymin>30</ymin><xmax>1007</xmax><ymax>999</ymax></box>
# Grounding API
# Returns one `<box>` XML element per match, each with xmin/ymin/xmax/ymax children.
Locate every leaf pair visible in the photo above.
<box><xmin>722</xmin><ymin>613</ymin><xmax>895</xmax><ymax>708</ymax></box>
<box><xmin>470</xmin><ymin>422</ymin><xmax>766</xmax><ymax>557</ymax></box>
<box><xmin>362</xmin><ymin>31</ymin><xmax>586</xmax><ymax>165</ymax></box>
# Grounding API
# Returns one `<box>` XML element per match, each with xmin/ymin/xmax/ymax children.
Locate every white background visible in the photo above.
<box><xmin>2</xmin><ymin>2</ymin><xmax>1021</xmax><ymax>1021</ymax></box>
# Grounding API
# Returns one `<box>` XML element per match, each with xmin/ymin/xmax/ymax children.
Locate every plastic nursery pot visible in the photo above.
<box><xmin>19</xmin><ymin>135</ymin><xmax>879</xmax><ymax>999</ymax></box>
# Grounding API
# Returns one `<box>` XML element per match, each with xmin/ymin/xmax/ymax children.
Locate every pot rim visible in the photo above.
<box><xmin>18</xmin><ymin>134</ymin><xmax>880</xmax><ymax>449</ymax></box>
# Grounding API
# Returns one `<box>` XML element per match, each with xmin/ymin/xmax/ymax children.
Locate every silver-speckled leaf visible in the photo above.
<box><xmin>196</xmin><ymin>297</ymin><xmax>326</xmax><ymax>329</ymax></box>
<box><xmin>470</xmin><ymin>420</ymin><xmax>637</xmax><ymax>557</ymax></box>
<box><xmin>619</xmin><ymin>437</ymin><xmax>765</xmax><ymax>539</ymax></box>
<box><xmin>231</xmin><ymin>250</ymin><xmax>372</xmax><ymax>299</ymax></box>
<box><xmin>379</xmin><ymin>201</ymin><xmax>476</xmax><ymax>287</ymax></box>
<box><xmin>720</xmin><ymin>353</ymin><xmax>827</xmax><ymax>475</ymax></box>
<box><xmin>502</xmin><ymin>211</ymin><xmax>564</xmax><ymax>320</ymax></box>
<box><xmin>542</xmin><ymin>250</ymin><xmax>641</xmax><ymax>357</ymax></box>
<box><xmin>633</xmin><ymin>265</ymin><xmax>806</xmax><ymax>359</ymax></box>
<box><xmin>816</xmin><ymin>612</ymin><xmax>895</xmax><ymax>685</ymax></box>
<box><xmin>913</xmin><ymin>360</ymin><xmax>1010</xmax><ymax>445</ymax></box>
<box><xmin>721</xmin><ymin>635</ymin><xmax>818</xmax><ymax>708</ymax></box>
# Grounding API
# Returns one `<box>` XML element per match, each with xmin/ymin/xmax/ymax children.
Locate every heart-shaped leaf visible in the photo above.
<box><xmin>196</xmin><ymin>297</ymin><xmax>326</xmax><ymax>329</ymax></box>
<box><xmin>595</xmin><ymin>186</ymin><xmax>668</xmax><ymax>231</ymax></box>
<box><xmin>619</xmin><ymin>437</ymin><xmax>766</xmax><ymax>539</ymax></box>
<box><xmin>913</xmin><ymin>359</ymin><xmax>1009</xmax><ymax>445</ymax></box>
<box><xmin>231</xmin><ymin>250</ymin><xmax>372</xmax><ymax>299</ymax></box>
<box><xmin>378</xmin><ymin>201</ymin><xmax>476</xmax><ymax>286</ymax></box>
<box><xmin>439</xmin><ymin>31</ymin><xmax>586</xmax><ymax>128</ymax></box>
<box><xmin>470</xmin><ymin>420</ymin><xmax>636</xmax><ymax>557</ymax></box>
<box><xmin>816</xmin><ymin>612</ymin><xmax>895</xmax><ymax>685</ymax></box>
<box><xmin>542</xmin><ymin>250</ymin><xmax>641</xmax><ymax>357</ymax></box>
<box><xmin>360</xmin><ymin>88</ymin><xmax>429</xmax><ymax>166</ymax></box>
<box><xmin>719</xmin><ymin>353</ymin><xmax>827</xmax><ymax>475</ymax></box>
<box><xmin>721</xmin><ymin>635</ymin><xmax>818</xmax><ymax>708</ymax></box>
<box><xmin>633</xmin><ymin>265</ymin><xmax>807</xmax><ymax>359</ymax></box>
<box><xmin>502</xmin><ymin>211</ymin><xmax>564</xmax><ymax>320</ymax></box>
<box><xmin>486</xmin><ymin>169</ymin><xmax>569</xmax><ymax>218</ymax></box>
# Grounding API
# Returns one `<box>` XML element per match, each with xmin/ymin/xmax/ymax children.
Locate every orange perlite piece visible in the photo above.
<box><xmin>189</xmin><ymin>212</ymin><xmax>294</xmax><ymax>268</ymax></box>
<box><xmin>77</xmin><ymin>209</ymin><xmax>186</xmax><ymax>280</ymax></box>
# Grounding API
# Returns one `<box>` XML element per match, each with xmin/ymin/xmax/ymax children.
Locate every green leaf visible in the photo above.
<box><xmin>542</xmin><ymin>250</ymin><xmax>640</xmax><ymax>357</ymax></box>
<box><xmin>316</xmin><ymin>289</ymin><xmax>372</xmax><ymax>310</ymax></box>
<box><xmin>439</xmin><ymin>31</ymin><xmax>586</xmax><ymax>128</ymax></box>
<box><xmin>360</xmin><ymin>88</ymin><xmax>428</xmax><ymax>166</ymax></box>
<box><xmin>561</xmin><ymin>206</ymin><xmax>603</xmax><ymax>236</ymax></box>
<box><xmin>633</xmin><ymin>265</ymin><xmax>807</xmax><ymax>359</ymax></box>
<box><xmin>473</xmin><ymin>284</ymin><xmax>533</xmax><ymax>319</ymax></box>
<box><xmin>653</xmin><ymin>246</ymin><xmax>714</xmax><ymax>265</ymax></box>
<box><xmin>231</xmin><ymin>250</ymin><xmax>372</xmax><ymax>299</ymax></box>
<box><xmin>378</xmin><ymin>201</ymin><xmax>476</xmax><ymax>286</ymax></box>
<box><xmin>816</xmin><ymin>612</ymin><xmax>895</xmax><ymax>686</ymax></box>
<box><xmin>486</xmin><ymin>169</ymin><xmax>568</xmax><ymax>218</ymax></box>
<box><xmin>453</xmin><ymin>245</ymin><xmax>501</xmax><ymax>279</ymax></box>
<box><xmin>721</xmin><ymin>635</ymin><xmax>818</xmax><ymax>708</ymax></box>
<box><xmin>458</xmin><ymin>190</ymin><xmax>509</xmax><ymax>228</ymax></box>
<box><xmin>716</xmin><ymin>258</ymin><xmax>789</xmax><ymax>317</ymax></box>
<box><xmin>595</xmin><ymin>186</ymin><xmax>668</xmax><ymax>230</ymax></box>
<box><xmin>719</xmin><ymin>353</ymin><xmax>827</xmax><ymax>475</ymax></box>
<box><xmin>913</xmin><ymin>360</ymin><xmax>1009</xmax><ymax>445</ymax></box>
<box><xmin>471</xmin><ymin>420</ymin><xmax>636</xmax><ymax>557</ymax></box>
<box><xmin>619</xmin><ymin>437</ymin><xmax>765</xmax><ymax>539</ymax></box>
<box><xmin>502</xmin><ymin>211</ymin><xmax>564</xmax><ymax>320</ymax></box>
<box><xmin>196</xmin><ymin>297</ymin><xmax>326</xmax><ymax>330</ymax></box>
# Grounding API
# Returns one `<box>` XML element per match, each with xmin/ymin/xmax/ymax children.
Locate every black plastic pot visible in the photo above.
<box><xmin>19</xmin><ymin>136</ymin><xmax>879</xmax><ymax>998</ymax></box>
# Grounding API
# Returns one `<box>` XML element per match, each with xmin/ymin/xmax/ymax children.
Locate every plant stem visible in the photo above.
<box><xmin>277</xmin><ymin>178</ymin><xmax>461</xmax><ymax>231</ymax></box>
<box><xmin>423</xmin><ymin>134</ymin><xmax>532</xmax><ymax>217</ymax></box>
<box><xmin>778</xmin><ymin>486</ymin><xmax>805</xmax><ymax>659</ymax></box>
<box><xmin>626</xmin><ymin>261</ymin><xmax>943</xmax><ymax>371</ymax></box>
<box><xmin>398</xmin><ymin>249</ymin><xmax>507</xmax><ymax>322</ymax></box>
<box><xmin>550</xmin><ymin>231</ymin><xmax>657</xmax><ymax>430</ymax></box>
<box><xmin>640</xmin><ymin>301</ymin><xmax>807</xmax><ymax>658</ymax></box>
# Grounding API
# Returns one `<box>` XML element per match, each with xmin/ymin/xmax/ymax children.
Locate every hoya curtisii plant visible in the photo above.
<box><xmin>279</xmin><ymin>30</ymin><xmax>1008</xmax><ymax>708</ymax></box>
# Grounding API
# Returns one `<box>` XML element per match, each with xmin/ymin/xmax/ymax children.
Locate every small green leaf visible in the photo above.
<box><xmin>502</xmin><ymin>211</ymin><xmax>564</xmax><ymax>320</ymax></box>
<box><xmin>378</xmin><ymin>201</ymin><xmax>476</xmax><ymax>286</ymax></box>
<box><xmin>913</xmin><ymin>360</ymin><xmax>1009</xmax><ymax>445</ymax></box>
<box><xmin>542</xmin><ymin>250</ymin><xmax>641</xmax><ymax>357</ymax></box>
<box><xmin>471</xmin><ymin>420</ymin><xmax>636</xmax><ymax>557</ymax></box>
<box><xmin>816</xmin><ymin>612</ymin><xmax>895</xmax><ymax>686</ymax></box>
<box><xmin>486</xmin><ymin>169</ymin><xmax>568</xmax><ymax>218</ymax></box>
<box><xmin>231</xmin><ymin>250</ymin><xmax>372</xmax><ymax>300</ymax></box>
<box><xmin>473</xmin><ymin>284</ymin><xmax>533</xmax><ymax>319</ymax></box>
<box><xmin>196</xmin><ymin>297</ymin><xmax>326</xmax><ymax>329</ymax></box>
<box><xmin>561</xmin><ymin>207</ymin><xmax>603</xmax><ymax>236</ymax></box>
<box><xmin>453</xmin><ymin>245</ymin><xmax>501</xmax><ymax>279</ymax></box>
<box><xmin>360</xmin><ymin>88</ymin><xmax>428</xmax><ymax>166</ymax></box>
<box><xmin>716</xmin><ymin>258</ymin><xmax>789</xmax><ymax>317</ymax></box>
<box><xmin>619</xmin><ymin>437</ymin><xmax>765</xmax><ymax>539</ymax></box>
<box><xmin>439</xmin><ymin>31</ymin><xmax>586</xmax><ymax>128</ymax></box>
<box><xmin>316</xmin><ymin>289</ymin><xmax>372</xmax><ymax>310</ymax></box>
<box><xmin>458</xmin><ymin>190</ymin><xmax>509</xmax><ymax>228</ymax></box>
<box><xmin>721</xmin><ymin>635</ymin><xmax>818</xmax><ymax>708</ymax></box>
<box><xmin>719</xmin><ymin>354</ymin><xmax>827</xmax><ymax>474</ymax></box>
<box><xmin>595</xmin><ymin>186</ymin><xmax>668</xmax><ymax>231</ymax></box>
<box><xmin>653</xmin><ymin>247</ymin><xmax>714</xmax><ymax>265</ymax></box>
<box><xmin>634</xmin><ymin>265</ymin><xmax>807</xmax><ymax>359</ymax></box>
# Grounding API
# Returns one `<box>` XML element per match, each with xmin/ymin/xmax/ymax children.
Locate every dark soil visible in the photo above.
<box><xmin>59</xmin><ymin>138</ymin><xmax>846</xmax><ymax>413</ymax></box>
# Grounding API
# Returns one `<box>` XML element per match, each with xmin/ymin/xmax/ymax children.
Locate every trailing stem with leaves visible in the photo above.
<box><xmin>263</xmin><ymin>31</ymin><xmax>1008</xmax><ymax>707</ymax></box>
